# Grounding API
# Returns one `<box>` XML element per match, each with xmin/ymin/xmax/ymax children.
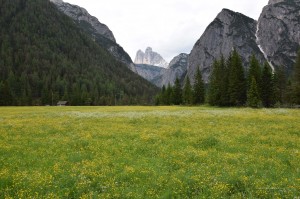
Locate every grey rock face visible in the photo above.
<box><xmin>134</xmin><ymin>47</ymin><xmax>169</xmax><ymax>68</ymax></box>
<box><xmin>268</xmin><ymin>0</ymin><xmax>285</xmax><ymax>5</ymax></box>
<box><xmin>187</xmin><ymin>9</ymin><xmax>266</xmax><ymax>83</ymax></box>
<box><xmin>135</xmin><ymin>64</ymin><xmax>166</xmax><ymax>85</ymax></box>
<box><xmin>135</xmin><ymin>53</ymin><xmax>188</xmax><ymax>87</ymax></box>
<box><xmin>50</xmin><ymin>0</ymin><xmax>63</xmax><ymax>4</ymax></box>
<box><xmin>257</xmin><ymin>0</ymin><xmax>300</xmax><ymax>74</ymax></box>
<box><xmin>50</xmin><ymin>0</ymin><xmax>115</xmax><ymax>42</ymax></box>
<box><xmin>155</xmin><ymin>53</ymin><xmax>188</xmax><ymax>87</ymax></box>
<box><xmin>108</xmin><ymin>45</ymin><xmax>137</xmax><ymax>72</ymax></box>
<box><xmin>134</xmin><ymin>50</ymin><xmax>145</xmax><ymax>65</ymax></box>
<box><xmin>50</xmin><ymin>0</ymin><xmax>137</xmax><ymax>72</ymax></box>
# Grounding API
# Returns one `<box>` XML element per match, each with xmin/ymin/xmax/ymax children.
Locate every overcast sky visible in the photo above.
<box><xmin>64</xmin><ymin>0</ymin><xmax>269</xmax><ymax>62</ymax></box>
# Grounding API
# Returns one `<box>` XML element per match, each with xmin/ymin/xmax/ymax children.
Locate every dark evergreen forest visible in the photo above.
<box><xmin>156</xmin><ymin>49</ymin><xmax>300</xmax><ymax>108</ymax></box>
<box><xmin>0</xmin><ymin>0</ymin><xmax>159</xmax><ymax>106</ymax></box>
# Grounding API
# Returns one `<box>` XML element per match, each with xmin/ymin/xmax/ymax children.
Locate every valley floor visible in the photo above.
<box><xmin>0</xmin><ymin>106</ymin><xmax>299</xmax><ymax>198</ymax></box>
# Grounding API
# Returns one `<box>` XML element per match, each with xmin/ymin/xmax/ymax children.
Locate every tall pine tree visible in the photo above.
<box><xmin>165</xmin><ymin>83</ymin><xmax>173</xmax><ymax>105</ymax></box>
<box><xmin>172</xmin><ymin>77</ymin><xmax>182</xmax><ymax>105</ymax></box>
<box><xmin>261</xmin><ymin>62</ymin><xmax>274</xmax><ymax>107</ymax></box>
<box><xmin>247</xmin><ymin>77</ymin><xmax>261</xmax><ymax>108</ymax></box>
<box><xmin>183</xmin><ymin>76</ymin><xmax>193</xmax><ymax>105</ymax></box>
<box><xmin>220</xmin><ymin>55</ymin><xmax>230</xmax><ymax>106</ymax></box>
<box><xmin>208</xmin><ymin>60</ymin><xmax>221</xmax><ymax>106</ymax></box>
<box><xmin>160</xmin><ymin>85</ymin><xmax>167</xmax><ymax>105</ymax></box>
<box><xmin>273</xmin><ymin>66</ymin><xmax>287</xmax><ymax>105</ymax></box>
<box><xmin>247</xmin><ymin>54</ymin><xmax>262</xmax><ymax>97</ymax></box>
<box><xmin>193</xmin><ymin>67</ymin><xmax>205</xmax><ymax>104</ymax></box>
<box><xmin>291</xmin><ymin>50</ymin><xmax>300</xmax><ymax>104</ymax></box>
<box><xmin>228</xmin><ymin>49</ymin><xmax>247</xmax><ymax>106</ymax></box>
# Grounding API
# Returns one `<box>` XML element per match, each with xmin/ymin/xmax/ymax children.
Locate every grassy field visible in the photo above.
<box><xmin>0</xmin><ymin>106</ymin><xmax>299</xmax><ymax>198</ymax></box>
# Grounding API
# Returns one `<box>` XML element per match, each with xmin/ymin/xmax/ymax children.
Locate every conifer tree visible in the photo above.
<box><xmin>219</xmin><ymin>55</ymin><xmax>229</xmax><ymax>106</ymax></box>
<box><xmin>183</xmin><ymin>76</ymin><xmax>193</xmax><ymax>105</ymax></box>
<box><xmin>247</xmin><ymin>77</ymin><xmax>261</xmax><ymax>108</ymax></box>
<box><xmin>273</xmin><ymin>67</ymin><xmax>287</xmax><ymax>105</ymax></box>
<box><xmin>172</xmin><ymin>77</ymin><xmax>182</xmax><ymax>105</ymax></box>
<box><xmin>285</xmin><ymin>80</ymin><xmax>294</xmax><ymax>105</ymax></box>
<box><xmin>228</xmin><ymin>49</ymin><xmax>247</xmax><ymax>106</ymax></box>
<box><xmin>160</xmin><ymin>85</ymin><xmax>167</xmax><ymax>105</ymax></box>
<box><xmin>208</xmin><ymin>55</ymin><xmax>230</xmax><ymax>106</ymax></box>
<box><xmin>155</xmin><ymin>94</ymin><xmax>160</xmax><ymax>105</ymax></box>
<box><xmin>291</xmin><ymin>50</ymin><xmax>300</xmax><ymax>104</ymax></box>
<box><xmin>193</xmin><ymin>67</ymin><xmax>205</xmax><ymax>104</ymax></box>
<box><xmin>165</xmin><ymin>83</ymin><xmax>173</xmax><ymax>105</ymax></box>
<box><xmin>208</xmin><ymin>60</ymin><xmax>221</xmax><ymax>106</ymax></box>
<box><xmin>247</xmin><ymin>54</ymin><xmax>262</xmax><ymax>96</ymax></box>
<box><xmin>7</xmin><ymin>71</ymin><xmax>17</xmax><ymax>105</ymax></box>
<box><xmin>261</xmin><ymin>62</ymin><xmax>274</xmax><ymax>107</ymax></box>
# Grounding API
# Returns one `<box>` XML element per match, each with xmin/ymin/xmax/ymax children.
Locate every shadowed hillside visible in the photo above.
<box><xmin>0</xmin><ymin>0</ymin><xmax>158</xmax><ymax>106</ymax></box>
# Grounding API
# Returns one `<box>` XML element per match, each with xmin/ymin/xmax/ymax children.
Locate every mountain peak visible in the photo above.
<box><xmin>50</xmin><ymin>0</ymin><xmax>116</xmax><ymax>42</ymax></box>
<box><xmin>50</xmin><ymin>0</ymin><xmax>63</xmax><ymax>4</ymax></box>
<box><xmin>220</xmin><ymin>8</ymin><xmax>235</xmax><ymax>14</ymax></box>
<box><xmin>134</xmin><ymin>47</ymin><xmax>169</xmax><ymax>68</ymax></box>
<box><xmin>216</xmin><ymin>8</ymin><xmax>236</xmax><ymax>19</ymax></box>
<box><xmin>187</xmin><ymin>6</ymin><xmax>263</xmax><ymax>83</ymax></box>
<box><xmin>169</xmin><ymin>53</ymin><xmax>188</xmax><ymax>69</ymax></box>
<box><xmin>145</xmin><ymin>47</ymin><xmax>153</xmax><ymax>52</ymax></box>
<box><xmin>268</xmin><ymin>0</ymin><xmax>284</xmax><ymax>4</ymax></box>
<box><xmin>216</xmin><ymin>8</ymin><xmax>253</xmax><ymax>23</ymax></box>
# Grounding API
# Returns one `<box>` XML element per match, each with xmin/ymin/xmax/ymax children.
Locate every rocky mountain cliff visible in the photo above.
<box><xmin>135</xmin><ymin>64</ymin><xmax>166</xmax><ymax>85</ymax></box>
<box><xmin>154</xmin><ymin>53</ymin><xmax>188</xmax><ymax>87</ymax></box>
<box><xmin>187</xmin><ymin>1</ymin><xmax>300</xmax><ymax>84</ymax></box>
<box><xmin>50</xmin><ymin>0</ymin><xmax>136</xmax><ymax>72</ymax></box>
<box><xmin>50</xmin><ymin>0</ymin><xmax>115</xmax><ymax>42</ymax></box>
<box><xmin>257</xmin><ymin>0</ymin><xmax>300</xmax><ymax>74</ymax></box>
<box><xmin>134</xmin><ymin>47</ymin><xmax>169</xmax><ymax>68</ymax></box>
<box><xmin>187</xmin><ymin>9</ymin><xmax>266</xmax><ymax>83</ymax></box>
<box><xmin>135</xmin><ymin>53</ymin><xmax>188</xmax><ymax>87</ymax></box>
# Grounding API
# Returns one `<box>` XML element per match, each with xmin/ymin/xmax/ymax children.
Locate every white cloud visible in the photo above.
<box><xmin>64</xmin><ymin>0</ymin><xmax>269</xmax><ymax>62</ymax></box>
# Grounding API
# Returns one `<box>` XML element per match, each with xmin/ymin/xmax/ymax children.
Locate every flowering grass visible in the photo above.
<box><xmin>0</xmin><ymin>106</ymin><xmax>299</xmax><ymax>198</ymax></box>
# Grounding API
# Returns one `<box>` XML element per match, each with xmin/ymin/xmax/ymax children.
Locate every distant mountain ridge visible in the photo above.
<box><xmin>134</xmin><ymin>47</ymin><xmax>169</xmax><ymax>68</ymax></box>
<box><xmin>135</xmin><ymin>64</ymin><xmax>166</xmax><ymax>85</ymax></box>
<box><xmin>135</xmin><ymin>51</ymin><xmax>188</xmax><ymax>87</ymax></box>
<box><xmin>154</xmin><ymin>53</ymin><xmax>188</xmax><ymax>87</ymax></box>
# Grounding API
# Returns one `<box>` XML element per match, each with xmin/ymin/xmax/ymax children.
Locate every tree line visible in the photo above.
<box><xmin>155</xmin><ymin>68</ymin><xmax>205</xmax><ymax>105</ymax></box>
<box><xmin>156</xmin><ymin>49</ymin><xmax>300</xmax><ymax>107</ymax></box>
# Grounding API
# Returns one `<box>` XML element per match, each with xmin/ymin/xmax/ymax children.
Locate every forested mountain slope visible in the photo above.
<box><xmin>0</xmin><ymin>0</ymin><xmax>158</xmax><ymax>106</ymax></box>
<box><xmin>50</xmin><ymin>0</ymin><xmax>137</xmax><ymax>72</ymax></box>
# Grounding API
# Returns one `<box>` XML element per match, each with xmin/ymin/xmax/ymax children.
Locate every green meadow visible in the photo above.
<box><xmin>0</xmin><ymin>106</ymin><xmax>299</xmax><ymax>198</ymax></box>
